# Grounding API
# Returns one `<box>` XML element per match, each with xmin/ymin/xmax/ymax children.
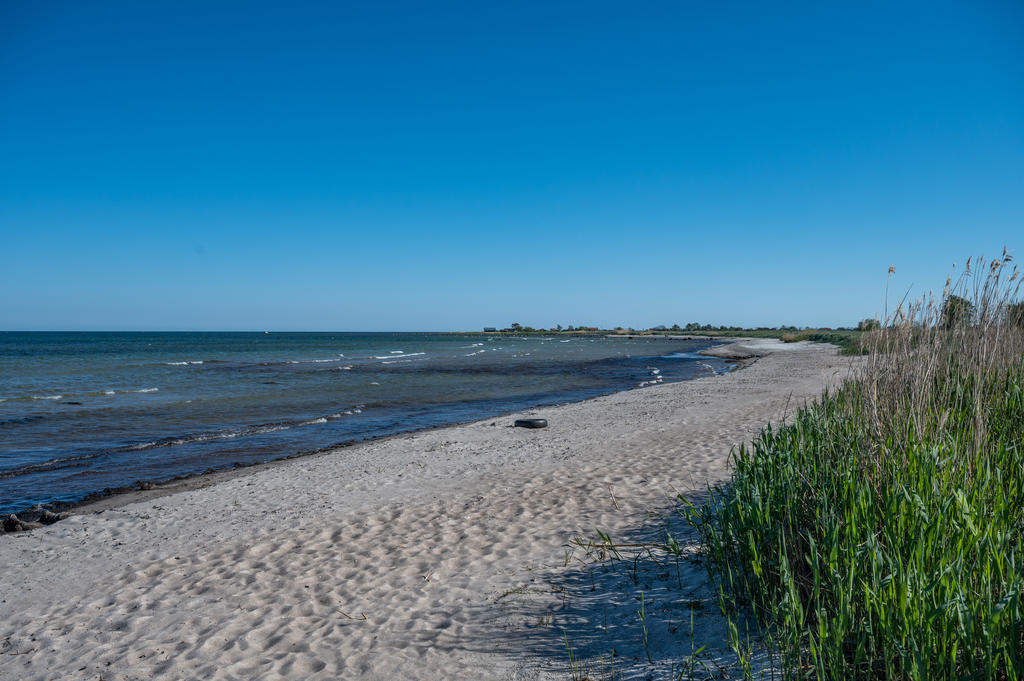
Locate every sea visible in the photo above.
<box><xmin>0</xmin><ymin>332</ymin><xmax>729</xmax><ymax>515</ymax></box>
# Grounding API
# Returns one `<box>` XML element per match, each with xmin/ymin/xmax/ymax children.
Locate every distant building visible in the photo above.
<box><xmin>483</xmin><ymin>327</ymin><xmax>497</xmax><ymax>332</ymax></box>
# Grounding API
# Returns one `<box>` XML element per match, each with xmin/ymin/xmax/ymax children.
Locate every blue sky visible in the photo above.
<box><xmin>1</xmin><ymin>1</ymin><xmax>1022</xmax><ymax>331</ymax></box>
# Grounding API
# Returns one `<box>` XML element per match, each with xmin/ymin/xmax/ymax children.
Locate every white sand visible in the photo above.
<box><xmin>0</xmin><ymin>342</ymin><xmax>850</xmax><ymax>680</ymax></box>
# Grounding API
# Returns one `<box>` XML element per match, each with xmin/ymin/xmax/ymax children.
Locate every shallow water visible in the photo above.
<box><xmin>0</xmin><ymin>332</ymin><xmax>726</xmax><ymax>514</ymax></box>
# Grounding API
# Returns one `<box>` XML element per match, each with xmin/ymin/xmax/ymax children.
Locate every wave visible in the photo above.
<box><xmin>0</xmin><ymin>451</ymin><xmax>104</xmax><ymax>480</ymax></box>
<box><xmin>381</xmin><ymin>357</ymin><xmax>429</xmax><ymax>365</ymax></box>
<box><xmin>661</xmin><ymin>351</ymin><xmax>704</xmax><ymax>359</ymax></box>
<box><xmin>0</xmin><ymin>414</ymin><xmax>46</xmax><ymax>428</ymax></box>
<box><xmin>121</xmin><ymin>409</ymin><xmax>360</xmax><ymax>453</ymax></box>
<box><xmin>373</xmin><ymin>352</ymin><xmax>426</xmax><ymax>360</ymax></box>
<box><xmin>164</xmin><ymin>361</ymin><xmax>204</xmax><ymax>366</ymax></box>
<box><xmin>261</xmin><ymin>357</ymin><xmax>347</xmax><ymax>366</ymax></box>
<box><xmin>638</xmin><ymin>366</ymin><xmax>665</xmax><ymax>388</ymax></box>
<box><xmin>9</xmin><ymin>388</ymin><xmax>160</xmax><ymax>403</ymax></box>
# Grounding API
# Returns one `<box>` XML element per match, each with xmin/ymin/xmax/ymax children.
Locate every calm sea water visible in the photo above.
<box><xmin>0</xmin><ymin>332</ymin><xmax>727</xmax><ymax>515</ymax></box>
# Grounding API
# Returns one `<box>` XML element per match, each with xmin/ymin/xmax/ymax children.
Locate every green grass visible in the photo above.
<box><xmin>779</xmin><ymin>330</ymin><xmax>866</xmax><ymax>355</ymax></box>
<box><xmin>689</xmin><ymin>380</ymin><xmax>1024</xmax><ymax>679</ymax></box>
<box><xmin>685</xmin><ymin>254</ymin><xmax>1024</xmax><ymax>680</ymax></box>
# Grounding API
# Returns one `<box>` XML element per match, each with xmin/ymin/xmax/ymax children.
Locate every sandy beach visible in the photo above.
<box><xmin>0</xmin><ymin>340</ymin><xmax>850</xmax><ymax>681</ymax></box>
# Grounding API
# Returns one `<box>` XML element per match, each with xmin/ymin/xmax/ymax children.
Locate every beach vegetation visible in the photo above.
<box><xmin>1010</xmin><ymin>301</ymin><xmax>1024</xmax><ymax>327</ymax></box>
<box><xmin>686</xmin><ymin>251</ymin><xmax>1024</xmax><ymax>680</ymax></box>
<box><xmin>940</xmin><ymin>293</ymin><xmax>975</xmax><ymax>328</ymax></box>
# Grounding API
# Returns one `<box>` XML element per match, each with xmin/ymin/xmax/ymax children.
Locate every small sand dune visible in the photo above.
<box><xmin>0</xmin><ymin>342</ymin><xmax>849</xmax><ymax>680</ymax></box>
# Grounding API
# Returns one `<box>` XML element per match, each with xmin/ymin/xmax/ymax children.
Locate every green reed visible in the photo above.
<box><xmin>687</xmin><ymin>253</ymin><xmax>1024</xmax><ymax>680</ymax></box>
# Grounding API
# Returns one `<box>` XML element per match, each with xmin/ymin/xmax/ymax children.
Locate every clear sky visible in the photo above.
<box><xmin>1</xmin><ymin>1</ymin><xmax>1022</xmax><ymax>331</ymax></box>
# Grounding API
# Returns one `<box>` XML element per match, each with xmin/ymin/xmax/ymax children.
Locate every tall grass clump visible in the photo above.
<box><xmin>689</xmin><ymin>251</ymin><xmax>1024</xmax><ymax>680</ymax></box>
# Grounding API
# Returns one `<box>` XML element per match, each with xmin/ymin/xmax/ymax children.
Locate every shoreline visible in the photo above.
<box><xmin>4</xmin><ymin>338</ymin><xmax>744</xmax><ymax>525</ymax></box>
<box><xmin>0</xmin><ymin>340</ymin><xmax>850</xmax><ymax>680</ymax></box>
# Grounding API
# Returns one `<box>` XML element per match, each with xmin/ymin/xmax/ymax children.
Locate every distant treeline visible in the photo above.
<box><xmin>482</xmin><ymin>321</ymin><xmax>873</xmax><ymax>334</ymax></box>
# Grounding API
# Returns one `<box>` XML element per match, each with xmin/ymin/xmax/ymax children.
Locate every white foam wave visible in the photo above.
<box><xmin>373</xmin><ymin>352</ymin><xmax>425</xmax><ymax>360</ymax></box>
<box><xmin>134</xmin><ymin>388</ymin><xmax>159</xmax><ymax>393</ymax></box>
<box><xmin>165</xmin><ymin>361</ymin><xmax>204</xmax><ymax>366</ymax></box>
<box><xmin>126</xmin><ymin>409</ymin><xmax>351</xmax><ymax>451</ymax></box>
<box><xmin>301</xmin><ymin>417</ymin><xmax>328</xmax><ymax>426</ymax></box>
<box><xmin>33</xmin><ymin>395</ymin><xmax>63</xmax><ymax>400</ymax></box>
<box><xmin>638</xmin><ymin>369</ymin><xmax>665</xmax><ymax>387</ymax></box>
<box><xmin>104</xmin><ymin>390</ymin><xmax>116</xmax><ymax>395</ymax></box>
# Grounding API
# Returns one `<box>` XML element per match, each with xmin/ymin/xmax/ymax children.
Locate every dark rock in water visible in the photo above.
<box><xmin>1</xmin><ymin>514</ymin><xmax>41</xmax><ymax>532</ymax></box>
<box><xmin>39</xmin><ymin>510</ymin><xmax>67</xmax><ymax>524</ymax></box>
<box><xmin>137</xmin><ymin>481</ymin><xmax>154</xmax><ymax>491</ymax></box>
<box><xmin>62</xmin><ymin>401</ymin><xmax>83</xmax><ymax>405</ymax></box>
